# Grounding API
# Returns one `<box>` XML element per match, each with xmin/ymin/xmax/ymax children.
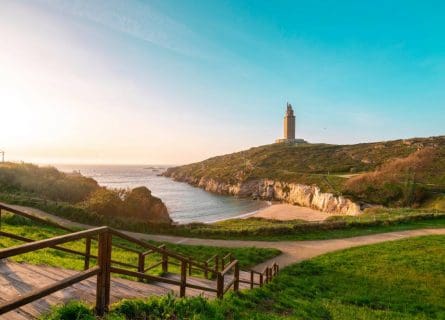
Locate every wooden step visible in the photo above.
<box><xmin>0</xmin><ymin>261</ymin><xmax>259</xmax><ymax>319</ymax></box>
<box><xmin>0</xmin><ymin>261</ymin><xmax>172</xmax><ymax>319</ymax></box>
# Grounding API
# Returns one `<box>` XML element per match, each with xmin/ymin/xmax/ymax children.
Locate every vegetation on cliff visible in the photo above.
<box><xmin>164</xmin><ymin>136</ymin><xmax>445</xmax><ymax>208</ymax></box>
<box><xmin>0</xmin><ymin>162</ymin><xmax>171</xmax><ymax>224</ymax></box>
<box><xmin>43</xmin><ymin>235</ymin><xmax>445</xmax><ymax>319</ymax></box>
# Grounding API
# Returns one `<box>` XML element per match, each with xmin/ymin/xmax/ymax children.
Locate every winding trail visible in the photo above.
<box><xmin>2</xmin><ymin>203</ymin><xmax>445</xmax><ymax>271</ymax></box>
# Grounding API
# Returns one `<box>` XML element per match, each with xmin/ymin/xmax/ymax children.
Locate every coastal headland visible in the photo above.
<box><xmin>164</xmin><ymin>136</ymin><xmax>445</xmax><ymax>219</ymax></box>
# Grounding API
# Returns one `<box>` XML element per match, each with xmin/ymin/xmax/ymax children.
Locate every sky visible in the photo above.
<box><xmin>1</xmin><ymin>0</ymin><xmax>444</xmax><ymax>165</ymax></box>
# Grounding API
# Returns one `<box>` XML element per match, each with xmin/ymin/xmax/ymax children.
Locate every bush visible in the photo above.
<box><xmin>43</xmin><ymin>301</ymin><xmax>94</xmax><ymax>320</ymax></box>
<box><xmin>343</xmin><ymin>148</ymin><xmax>440</xmax><ymax>206</ymax></box>
<box><xmin>0</xmin><ymin>163</ymin><xmax>98</xmax><ymax>203</ymax></box>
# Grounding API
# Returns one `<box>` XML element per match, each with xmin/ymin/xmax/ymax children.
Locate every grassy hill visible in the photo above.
<box><xmin>165</xmin><ymin>136</ymin><xmax>445</xmax><ymax>207</ymax></box>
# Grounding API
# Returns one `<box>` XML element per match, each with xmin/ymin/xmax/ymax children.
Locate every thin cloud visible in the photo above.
<box><xmin>36</xmin><ymin>0</ymin><xmax>208</xmax><ymax>59</ymax></box>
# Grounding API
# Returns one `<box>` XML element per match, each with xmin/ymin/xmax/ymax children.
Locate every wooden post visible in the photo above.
<box><xmin>96</xmin><ymin>230</ymin><xmax>111</xmax><ymax>316</ymax></box>
<box><xmin>204</xmin><ymin>261</ymin><xmax>208</xmax><ymax>279</ymax></box>
<box><xmin>260</xmin><ymin>273</ymin><xmax>263</xmax><ymax>287</ymax></box>
<box><xmin>84</xmin><ymin>237</ymin><xmax>91</xmax><ymax>270</ymax></box>
<box><xmin>137</xmin><ymin>252</ymin><xmax>145</xmax><ymax>282</ymax></box>
<box><xmin>216</xmin><ymin>273</ymin><xmax>224</xmax><ymax>298</ymax></box>
<box><xmin>162</xmin><ymin>249</ymin><xmax>168</xmax><ymax>274</ymax></box>
<box><xmin>180</xmin><ymin>260</ymin><xmax>187</xmax><ymax>297</ymax></box>
<box><xmin>250</xmin><ymin>270</ymin><xmax>254</xmax><ymax>289</ymax></box>
<box><xmin>221</xmin><ymin>257</ymin><xmax>225</xmax><ymax>271</ymax></box>
<box><xmin>189</xmin><ymin>260</ymin><xmax>192</xmax><ymax>276</ymax></box>
<box><xmin>234</xmin><ymin>262</ymin><xmax>239</xmax><ymax>292</ymax></box>
<box><xmin>214</xmin><ymin>256</ymin><xmax>219</xmax><ymax>273</ymax></box>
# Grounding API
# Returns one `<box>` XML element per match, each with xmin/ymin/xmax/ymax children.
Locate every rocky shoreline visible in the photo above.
<box><xmin>163</xmin><ymin>170</ymin><xmax>361</xmax><ymax>216</ymax></box>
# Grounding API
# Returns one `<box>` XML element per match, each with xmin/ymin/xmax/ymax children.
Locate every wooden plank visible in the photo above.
<box><xmin>0</xmin><ymin>267</ymin><xmax>100</xmax><ymax>315</ymax></box>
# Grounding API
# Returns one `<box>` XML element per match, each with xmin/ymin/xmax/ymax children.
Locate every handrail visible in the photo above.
<box><xmin>0</xmin><ymin>203</ymin><xmax>72</xmax><ymax>232</ymax></box>
<box><xmin>221</xmin><ymin>259</ymin><xmax>237</xmax><ymax>276</ymax></box>
<box><xmin>0</xmin><ymin>227</ymin><xmax>108</xmax><ymax>259</ymax></box>
<box><xmin>110</xmin><ymin>267</ymin><xmax>182</xmax><ymax>286</ymax></box>
<box><xmin>0</xmin><ymin>203</ymin><xmax>140</xmax><ymax>254</ymax></box>
<box><xmin>206</xmin><ymin>254</ymin><xmax>218</xmax><ymax>264</ymax></box>
<box><xmin>0</xmin><ymin>230</ymin><xmax>137</xmax><ymax>270</ymax></box>
<box><xmin>109</xmin><ymin>229</ymin><xmax>192</xmax><ymax>265</ymax></box>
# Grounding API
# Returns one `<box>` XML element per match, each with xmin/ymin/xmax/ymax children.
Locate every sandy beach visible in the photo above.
<box><xmin>243</xmin><ymin>203</ymin><xmax>332</xmax><ymax>221</ymax></box>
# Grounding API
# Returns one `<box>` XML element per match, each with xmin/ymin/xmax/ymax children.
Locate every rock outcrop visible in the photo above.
<box><xmin>86</xmin><ymin>186</ymin><xmax>172</xmax><ymax>225</ymax></box>
<box><xmin>124</xmin><ymin>187</ymin><xmax>172</xmax><ymax>224</ymax></box>
<box><xmin>164</xmin><ymin>171</ymin><xmax>361</xmax><ymax>215</ymax></box>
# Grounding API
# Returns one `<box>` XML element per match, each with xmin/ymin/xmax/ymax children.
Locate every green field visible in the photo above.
<box><xmin>43</xmin><ymin>235</ymin><xmax>445</xmax><ymax>319</ymax></box>
<box><xmin>0</xmin><ymin>213</ymin><xmax>280</xmax><ymax>275</ymax></box>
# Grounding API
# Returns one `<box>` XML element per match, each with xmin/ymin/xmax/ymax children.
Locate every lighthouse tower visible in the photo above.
<box><xmin>275</xmin><ymin>102</ymin><xmax>307</xmax><ymax>144</ymax></box>
<box><xmin>284</xmin><ymin>103</ymin><xmax>295</xmax><ymax>140</ymax></box>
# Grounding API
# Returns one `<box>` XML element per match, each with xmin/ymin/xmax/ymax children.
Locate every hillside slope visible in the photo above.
<box><xmin>164</xmin><ymin>136</ymin><xmax>445</xmax><ymax>209</ymax></box>
<box><xmin>0</xmin><ymin>162</ymin><xmax>172</xmax><ymax>224</ymax></box>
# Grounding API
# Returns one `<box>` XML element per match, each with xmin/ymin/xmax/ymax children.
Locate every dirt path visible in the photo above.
<box><xmin>2</xmin><ymin>202</ymin><xmax>445</xmax><ymax>271</ymax></box>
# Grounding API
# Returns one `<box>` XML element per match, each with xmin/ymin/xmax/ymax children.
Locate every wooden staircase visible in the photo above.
<box><xmin>0</xmin><ymin>203</ymin><xmax>280</xmax><ymax>319</ymax></box>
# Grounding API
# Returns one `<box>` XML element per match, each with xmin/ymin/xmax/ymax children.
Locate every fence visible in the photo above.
<box><xmin>0</xmin><ymin>203</ymin><xmax>280</xmax><ymax>316</ymax></box>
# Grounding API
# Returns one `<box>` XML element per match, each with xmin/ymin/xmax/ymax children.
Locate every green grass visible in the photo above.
<box><xmin>0</xmin><ymin>213</ymin><xmax>280</xmax><ymax>275</ymax></box>
<box><xmin>42</xmin><ymin>235</ymin><xmax>445</xmax><ymax>319</ymax></box>
<box><xmin>169</xmin><ymin>208</ymin><xmax>445</xmax><ymax>241</ymax></box>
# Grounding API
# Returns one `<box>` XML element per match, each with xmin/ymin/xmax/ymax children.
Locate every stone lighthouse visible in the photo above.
<box><xmin>284</xmin><ymin>102</ymin><xmax>295</xmax><ymax>140</ymax></box>
<box><xmin>275</xmin><ymin>102</ymin><xmax>306</xmax><ymax>144</ymax></box>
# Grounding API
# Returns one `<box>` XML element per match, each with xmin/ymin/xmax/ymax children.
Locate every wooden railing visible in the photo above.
<box><xmin>247</xmin><ymin>263</ymin><xmax>279</xmax><ymax>288</ymax></box>
<box><xmin>0</xmin><ymin>203</ymin><xmax>280</xmax><ymax>316</ymax></box>
<box><xmin>0</xmin><ymin>227</ymin><xmax>108</xmax><ymax>315</ymax></box>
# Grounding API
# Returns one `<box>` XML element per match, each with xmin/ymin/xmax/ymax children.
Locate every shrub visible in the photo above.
<box><xmin>343</xmin><ymin>148</ymin><xmax>440</xmax><ymax>206</ymax></box>
<box><xmin>0</xmin><ymin>163</ymin><xmax>98</xmax><ymax>203</ymax></box>
<box><xmin>43</xmin><ymin>301</ymin><xmax>94</xmax><ymax>320</ymax></box>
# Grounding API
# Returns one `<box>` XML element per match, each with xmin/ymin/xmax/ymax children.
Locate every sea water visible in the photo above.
<box><xmin>55</xmin><ymin>165</ymin><xmax>267</xmax><ymax>224</ymax></box>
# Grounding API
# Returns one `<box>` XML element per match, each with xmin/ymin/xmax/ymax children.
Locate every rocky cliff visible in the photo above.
<box><xmin>164</xmin><ymin>171</ymin><xmax>361</xmax><ymax>215</ymax></box>
<box><xmin>123</xmin><ymin>186</ymin><xmax>172</xmax><ymax>224</ymax></box>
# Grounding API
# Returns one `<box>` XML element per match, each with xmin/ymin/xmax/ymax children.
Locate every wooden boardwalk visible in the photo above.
<box><xmin>0</xmin><ymin>260</ymin><xmax>251</xmax><ymax>320</ymax></box>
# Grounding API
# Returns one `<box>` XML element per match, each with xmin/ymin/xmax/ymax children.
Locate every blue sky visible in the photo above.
<box><xmin>1</xmin><ymin>0</ymin><xmax>444</xmax><ymax>164</ymax></box>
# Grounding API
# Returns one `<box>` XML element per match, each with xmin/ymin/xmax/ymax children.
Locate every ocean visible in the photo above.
<box><xmin>55</xmin><ymin>165</ymin><xmax>268</xmax><ymax>224</ymax></box>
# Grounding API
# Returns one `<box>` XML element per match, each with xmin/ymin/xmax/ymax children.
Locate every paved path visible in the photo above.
<box><xmin>2</xmin><ymin>203</ymin><xmax>445</xmax><ymax>271</ymax></box>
